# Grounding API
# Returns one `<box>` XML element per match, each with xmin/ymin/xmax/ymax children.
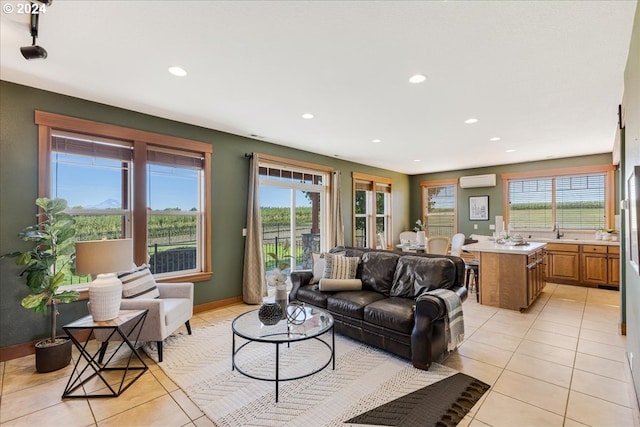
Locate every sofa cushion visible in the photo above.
<box><xmin>323</xmin><ymin>253</ymin><xmax>360</xmax><ymax>279</ymax></box>
<box><xmin>327</xmin><ymin>291</ymin><xmax>386</xmax><ymax>319</ymax></box>
<box><xmin>296</xmin><ymin>284</ymin><xmax>333</xmax><ymax>308</ymax></box>
<box><xmin>364</xmin><ymin>297</ymin><xmax>416</xmax><ymax>334</ymax></box>
<box><xmin>361</xmin><ymin>251</ymin><xmax>401</xmax><ymax>296</ymax></box>
<box><xmin>390</xmin><ymin>256</ymin><xmax>457</xmax><ymax>298</ymax></box>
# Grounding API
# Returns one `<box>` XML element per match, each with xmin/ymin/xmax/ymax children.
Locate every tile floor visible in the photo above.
<box><xmin>1</xmin><ymin>283</ymin><xmax>639</xmax><ymax>426</ymax></box>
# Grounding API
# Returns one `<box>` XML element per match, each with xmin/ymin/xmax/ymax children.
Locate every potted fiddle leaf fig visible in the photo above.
<box><xmin>2</xmin><ymin>198</ymin><xmax>80</xmax><ymax>372</ymax></box>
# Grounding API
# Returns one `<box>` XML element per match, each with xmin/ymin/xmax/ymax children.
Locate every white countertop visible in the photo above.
<box><xmin>529</xmin><ymin>238</ymin><xmax>619</xmax><ymax>246</ymax></box>
<box><xmin>462</xmin><ymin>241</ymin><xmax>546</xmax><ymax>255</ymax></box>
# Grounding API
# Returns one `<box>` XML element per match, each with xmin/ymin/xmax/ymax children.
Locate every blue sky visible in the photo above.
<box><xmin>54</xmin><ymin>154</ymin><xmax>308</xmax><ymax>210</ymax></box>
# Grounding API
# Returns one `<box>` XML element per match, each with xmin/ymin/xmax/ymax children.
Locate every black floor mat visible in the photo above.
<box><xmin>345</xmin><ymin>372</ymin><xmax>490</xmax><ymax>427</ymax></box>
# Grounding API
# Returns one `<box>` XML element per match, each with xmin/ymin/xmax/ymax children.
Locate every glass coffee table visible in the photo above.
<box><xmin>231</xmin><ymin>304</ymin><xmax>334</xmax><ymax>402</ymax></box>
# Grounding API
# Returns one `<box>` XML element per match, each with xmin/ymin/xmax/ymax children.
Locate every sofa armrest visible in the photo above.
<box><xmin>156</xmin><ymin>282</ymin><xmax>194</xmax><ymax>300</ymax></box>
<box><xmin>289</xmin><ymin>270</ymin><xmax>313</xmax><ymax>301</ymax></box>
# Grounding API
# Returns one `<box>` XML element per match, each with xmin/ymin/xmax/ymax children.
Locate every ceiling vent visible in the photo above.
<box><xmin>459</xmin><ymin>173</ymin><xmax>497</xmax><ymax>189</ymax></box>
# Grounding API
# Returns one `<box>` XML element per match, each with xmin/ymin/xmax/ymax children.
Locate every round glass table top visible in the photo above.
<box><xmin>232</xmin><ymin>305</ymin><xmax>333</xmax><ymax>343</ymax></box>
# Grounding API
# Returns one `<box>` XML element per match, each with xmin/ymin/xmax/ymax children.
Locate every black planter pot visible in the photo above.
<box><xmin>35</xmin><ymin>337</ymin><xmax>72</xmax><ymax>373</ymax></box>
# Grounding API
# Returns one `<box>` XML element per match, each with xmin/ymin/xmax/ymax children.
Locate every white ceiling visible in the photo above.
<box><xmin>1</xmin><ymin>1</ymin><xmax>636</xmax><ymax>174</ymax></box>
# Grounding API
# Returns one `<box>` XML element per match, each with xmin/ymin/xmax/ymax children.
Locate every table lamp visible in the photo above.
<box><xmin>75</xmin><ymin>239</ymin><xmax>133</xmax><ymax>321</ymax></box>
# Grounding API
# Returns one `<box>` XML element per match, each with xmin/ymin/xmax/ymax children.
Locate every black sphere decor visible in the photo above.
<box><xmin>258</xmin><ymin>302</ymin><xmax>283</xmax><ymax>325</ymax></box>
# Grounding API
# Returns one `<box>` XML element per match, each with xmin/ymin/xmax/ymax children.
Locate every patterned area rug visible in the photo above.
<box><xmin>143</xmin><ymin>320</ymin><xmax>484</xmax><ymax>426</ymax></box>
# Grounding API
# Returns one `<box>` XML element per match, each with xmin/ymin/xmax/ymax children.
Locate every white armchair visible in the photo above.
<box><xmin>97</xmin><ymin>282</ymin><xmax>194</xmax><ymax>363</ymax></box>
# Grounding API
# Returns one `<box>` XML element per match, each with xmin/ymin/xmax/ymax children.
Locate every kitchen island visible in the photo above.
<box><xmin>461</xmin><ymin>241</ymin><xmax>547</xmax><ymax>311</ymax></box>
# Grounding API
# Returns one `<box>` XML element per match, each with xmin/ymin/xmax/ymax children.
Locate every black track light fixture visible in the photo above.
<box><xmin>20</xmin><ymin>2</ymin><xmax>48</xmax><ymax>60</ymax></box>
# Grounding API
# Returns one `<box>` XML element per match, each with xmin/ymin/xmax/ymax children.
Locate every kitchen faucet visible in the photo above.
<box><xmin>555</xmin><ymin>224</ymin><xmax>564</xmax><ymax>239</ymax></box>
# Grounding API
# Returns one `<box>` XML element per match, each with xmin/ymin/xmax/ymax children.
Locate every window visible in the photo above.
<box><xmin>37</xmin><ymin>111</ymin><xmax>212</xmax><ymax>282</ymax></box>
<box><xmin>258</xmin><ymin>155</ymin><xmax>331</xmax><ymax>272</ymax></box>
<box><xmin>353</xmin><ymin>173</ymin><xmax>392</xmax><ymax>248</ymax></box>
<box><xmin>503</xmin><ymin>165</ymin><xmax>615</xmax><ymax>231</ymax></box>
<box><xmin>420</xmin><ymin>179</ymin><xmax>457</xmax><ymax>238</ymax></box>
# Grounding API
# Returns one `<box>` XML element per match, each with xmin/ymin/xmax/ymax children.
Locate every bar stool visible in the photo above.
<box><xmin>465</xmin><ymin>260</ymin><xmax>480</xmax><ymax>302</ymax></box>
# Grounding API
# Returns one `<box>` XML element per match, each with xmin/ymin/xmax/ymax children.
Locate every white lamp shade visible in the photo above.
<box><xmin>76</xmin><ymin>239</ymin><xmax>133</xmax><ymax>321</ymax></box>
<box><xmin>75</xmin><ymin>239</ymin><xmax>133</xmax><ymax>275</ymax></box>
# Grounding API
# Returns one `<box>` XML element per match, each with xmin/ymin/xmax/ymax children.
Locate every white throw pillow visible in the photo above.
<box><xmin>118</xmin><ymin>264</ymin><xmax>160</xmax><ymax>299</ymax></box>
<box><xmin>311</xmin><ymin>252</ymin><xmax>325</xmax><ymax>284</ymax></box>
<box><xmin>323</xmin><ymin>253</ymin><xmax>359</xmax><ymax>280</ymax></box>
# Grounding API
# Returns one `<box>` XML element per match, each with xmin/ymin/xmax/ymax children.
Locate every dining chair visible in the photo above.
<box><xmin>398</xmin><ymin>231</ymin><xmax>418</xmax><ymax>252</ymax></box>
<box><xmin>427</xmin><ymin>236</ymin><xmax>450</xmax><ymax>255</ymax></box>
<box><xmin>449</xmin><ymin>233</ymin><xmax>466</xmax><ymax>256</ymax></box>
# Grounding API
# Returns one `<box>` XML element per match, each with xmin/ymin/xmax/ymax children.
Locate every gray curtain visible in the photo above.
<box><xmin>331</xmin><ymin>170</ymin><xmax>345</xmax><ymax>247</ymax></box>
<box><xmin>242</xmin><ymin>153</ymin><xmax>265</xmax><ymax>304</ymax></box>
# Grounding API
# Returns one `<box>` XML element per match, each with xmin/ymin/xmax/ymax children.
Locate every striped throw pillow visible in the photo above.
<box><xmin>118</xmin><ymin>264</ymin><xmax>160</xmax><ymax>299</ymax></box>
<box><xmin>323</xmin><ymin>253</ymin><xmax>360</xmax><ymax>280</ymax></box>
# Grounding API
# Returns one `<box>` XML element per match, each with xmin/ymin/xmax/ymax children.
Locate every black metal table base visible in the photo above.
<box><xmin>62</xmin><ymin>310</ymin><xmax>149</xmax><ymax>398</ymax></box>
<box><xmin>232</xmin><ymin>327</ymin><xmax>335</xmax><ymax>402</ymax></box>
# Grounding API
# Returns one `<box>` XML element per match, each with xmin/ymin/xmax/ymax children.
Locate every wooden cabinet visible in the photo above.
<box><xmin>545</xmin><ymin>243</ymin><xmax>580</xmax><ymax>282</ymax></box>
<box><xmin>479</xmin><ymin>248</ymin><xmax>545</xmax><ymax>311</ymax></box>
<box><xmin>526</xmin><ymin>249</ymin><xmax>545</xmax><ymax>307</ymax></box>
<box><xmin>608</xmin><ymin>246</ymin><xmax>620</xmax><ymax>287</ymax></box>
<box><xmin>544</xmin><ymin>243</ymin><xmax>619</xmax><ymax>289</ymax></box>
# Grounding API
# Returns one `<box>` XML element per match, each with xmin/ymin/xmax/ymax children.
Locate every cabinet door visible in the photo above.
<box><xmin>608</xmin><ymin>255</ymin><xmax>620</xmax><ymax>287</ymax></box>
<box><xmin>547</xmin><ymin>251</ymin><xmax>580</xmax><ymax>282</ymax></box>
<box><xmin>581</xmin><ymin>253</ymin><xmax>607</xmax><ymax>285</ymax></box>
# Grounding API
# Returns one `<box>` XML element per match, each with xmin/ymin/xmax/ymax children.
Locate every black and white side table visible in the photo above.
<box><xmin>62</xmin><ymin>309</ymin><xmax>148</xmax><ymax>398</ymax></box>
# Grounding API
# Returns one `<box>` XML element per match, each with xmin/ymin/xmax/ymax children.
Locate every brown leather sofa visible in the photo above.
<box><xmin>289</xmin><ymin>246</ymin><xmax>467</xmax><ymax>370</ymax></box>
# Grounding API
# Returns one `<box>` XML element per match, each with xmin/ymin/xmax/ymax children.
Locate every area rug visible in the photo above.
<box><xmin>143</xmin><ymin>320</ymin><xmax>488</xmax><ymax>426</ymax></box>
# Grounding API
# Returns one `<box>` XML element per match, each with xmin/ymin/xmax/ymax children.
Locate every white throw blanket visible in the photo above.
<box><xmin>424</xmin><ymin>288</ymin><xmax>464</xmax><ymax>351</ymax></box>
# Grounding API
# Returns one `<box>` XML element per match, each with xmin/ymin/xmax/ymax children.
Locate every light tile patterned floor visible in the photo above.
<box><xmin>0</xmin><ymin>284</ymin><xmax>639</xmax><ymax>427</ymax></box>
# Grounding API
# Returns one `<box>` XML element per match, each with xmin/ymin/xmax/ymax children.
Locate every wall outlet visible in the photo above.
<box><xmin>489</xmin><ymin>224</ymin><xmax>495</xmax><ymax>230</ymax></box>
<box><xmin>474</xmin><ymin>224</ymin><xmax>478</xmax><ymax>230</ymax></box>
<box><xmin>242</xmin><ymin>228</ymin><xmax>247</xmax><ymax>236</ymax></box>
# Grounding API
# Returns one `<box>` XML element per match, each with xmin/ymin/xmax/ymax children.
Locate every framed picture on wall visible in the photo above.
<box><xmin>469</xmin><ymin>195</ymin><xmax>489</xmax><ymax>221</ymax></box>
<box><xmin>627</xmin><ymin>166</ymin><xmax>640</xmax><ymax>274</ymax></box>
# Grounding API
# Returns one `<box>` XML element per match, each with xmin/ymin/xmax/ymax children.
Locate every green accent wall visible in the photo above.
<box><xmin>0</xmin><ymin>80</ymin><xmax>410</xmax><ymax>348</ymax></box>
<box><xmin>410</xmin><ymin>153</ymin><xmax>615</xmax><ymax>238</ymax></box>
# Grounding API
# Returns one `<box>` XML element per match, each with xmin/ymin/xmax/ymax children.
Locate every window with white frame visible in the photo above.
<box><xmin>504</xmin><ymin>165</ymin><xmax>615</xmax><ymax>231</ymax></box>
<box><xmin>353</xmin><ymin>173</ymin><xmax>392</xmax><ymax>248</ymax></box>
<box><xmin>258</xmin><ymin>157</ymin><xmax>331</xmax><ymax>272</ymax></box>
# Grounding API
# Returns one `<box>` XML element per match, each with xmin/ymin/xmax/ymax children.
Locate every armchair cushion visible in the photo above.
<box><xmin>118</xmin><ymin>264</ymin><xmax>160</xmax><ymax>299</ymax></box>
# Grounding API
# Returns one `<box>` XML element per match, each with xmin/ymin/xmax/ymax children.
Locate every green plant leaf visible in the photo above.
<box><xmin>49</xmin><ymin>198</ymin><xmax>68</xmax><ymax>214</ymax></box>
<box><xmin>21</xmin><ymin>293</ymin><xmax>48</xmax><ymax>312</ymax></box>
<box><xmin>55</xmin><ymin>291</ymin><xmax>80</xmax><ymax>303</ymax></box>
<box><xmin>35</xmin><ymin>197</ymin><xmax>49</xmax><ymax>210</ymax></box>
<box><xmin>26</xmin><ymin>269</ymin><xmax>47</xmax><ymax>292</ymax></box>
<box><xmin>50</xmin><ymin>270</ymin><xmax>66</xmax><ymax>289</ymax></box>
<box><xmin>16</xmin><ymin>252</ymin><xmax>32</xmax><ymax>265</ymax></box>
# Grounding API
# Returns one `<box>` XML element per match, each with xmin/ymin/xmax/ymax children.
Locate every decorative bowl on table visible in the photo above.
<box><xmin>258</xmin><ymin>302</ymin><xmax>283</xmax><ymax>325</ymax></box>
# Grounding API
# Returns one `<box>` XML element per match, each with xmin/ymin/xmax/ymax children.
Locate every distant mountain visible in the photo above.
<box><xmin>85</xmin><ymin>198</ymin><xmax>121</xmax><ymax>210</ymax></box>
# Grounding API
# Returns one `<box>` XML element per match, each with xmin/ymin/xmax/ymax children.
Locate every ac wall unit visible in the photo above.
<box><xmin>459</xmin><ymin>173</ymin><xmax>497</xmax><ymax>189</ymax></box>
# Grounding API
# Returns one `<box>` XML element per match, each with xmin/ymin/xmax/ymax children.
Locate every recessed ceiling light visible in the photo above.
<box><xmin>372</xmin><ymin>139</ymin><xmax>382</xmax><ymax>143</ymax></box>
<box><xmin>489</xmin><ymin>137</ymin><xmax>501</xmax><ymax>142</ymax></box>
<box><xmin>301</xmin><ymin>113</ymin><xmax>314</xmax><ymax>119</ymax></box>
<box><xmin>168</xmin><ymin>66</ymin><xmax>187</xmax><ymax>77</ymax></box>
<box><xmin>409</xmin><ymin>74</ymin><xmax>426</xmax><ymax>84</ymax></box>
<box><xmin>464</xmin><ymin>118</ymin><xmax>478</xmax><ymax>124</ymax></box>
<box><xmin>413</xmin><ymin>159</ymin><xmax>421</xmax><ymax>162</ymax></box>
<box><xmin>506</xmin><ymin>149</ymin><xmax>516</xmax><ymax>153</ymax></box>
